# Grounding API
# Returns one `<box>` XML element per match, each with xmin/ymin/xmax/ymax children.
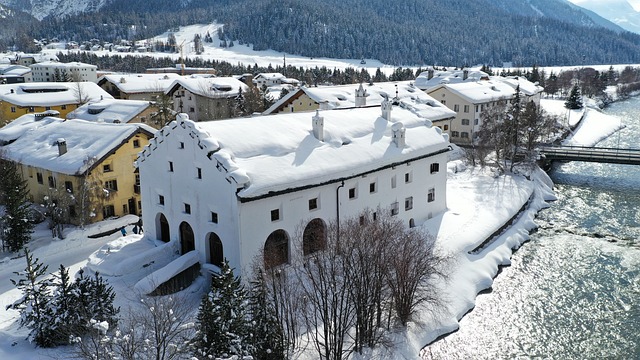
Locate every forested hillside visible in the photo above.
<box><xmin>10</xmin><ymin>0</ymin><xmax>640</xmax><ymax>66</ymax></box>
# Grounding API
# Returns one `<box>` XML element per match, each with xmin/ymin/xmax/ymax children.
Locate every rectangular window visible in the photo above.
<box><xmin>48</xmin><ymin>176</ymin><xmax>56</xmax><ymax>188</ymax></box>
<box><xmin>405</xmin><ymin>196</ymin><xmax>413</xmax><ymax>211</ymax></box>
<box><xmin>430</xmin><ymin>163</ymin><xmax>440</xmax><ymax>174</ymax></box>
<box><xmin>309</xmin><ymin>198</ymin><xmax>318</xmax><ymax>210</ymax></box>
<box><xmin>391</xmin><ymin>175</ymin><xmax>397</xmax><ymax>189</ymax></box>
<box><xmin>169</xmin><ymin>161</ymin><xmax>174</xmax><ymax>172</ymax></box>
<box><xmin>441</xmin><ymin>100</ymin><xmax>446</xmax><ymax>105</ymax></box>
<box><xmin>348</xmin><ymin>187</ymin><xmax>357</xmax><ymax>199</ymax></box>
<box><xmin>189</xmin><ymin>107</ymin><xmax>195</xmax><ymax>113</ymax></box>
<box><xmin>461</xmin><ymin>119</ymin><xmax>470</xmax><ymax>125</ymax></box>
<box><xmin>463</xmin><ymin>105</ymin><xmax>469</xmax><ymax>113</ymax></box>
<box><xmin>369</xmin><ymin>182</ymin><xmax>376</xmax><ymax>193</ymax></box>
<box><xmin>104</xmin><ymin>179</ymin><xmax>118</xmax><ymax>191</ymax></box>
<box><xmin>444</xmin><ymin>124</ymin><xmax>449</xmax><ymax>130</ymax></box>
<box><xmin>103</xmin><ymin>163</ymin><xmax>112</xmax><ymax>172</ymax></box>
<box><xmin>428</xmin><ymin>188</ymin><xmax>435</xmax><ymax>202</ymax></box>
<box><xmin>197</xmin><ymin>167</ymin><xmax>202</xmax><ymax>179</ymax></box>
<box><xmin>28</xmin><ymin>106</ymin><xmax>35</xmax><ymax>112</ymax></box>
<box><xmin>133</xmin><ymin>139</ymin><xmax>140</xmax><ymax>148</ymax></box>
<box><xmin>123</xmin><ymin>204</ymin><xmax>128</xmax><ymax>214</ymax></box>
<box><xmin>45</xmin><ymin>106</ymin><xmax>51</xmax><ymax>111</ymax></box>
<box><xmin>159</xmin><ymin>195</ymin><xmax>165</xmax><ymax>205</ymax></box>
<box><xmin>271</xmin><ymin>209</ymin><xmax>280</xmax><ymax>222</ymax></box>
<box><xmin>184</xmin><ymin>203</ymin><xmax>191</xmax><ymax>214</ymax></box>
<box><xmin>211</xmin><ymin>212</ymin><xmax>218</xmax><ymax>223</ymax></box>
<box><xmin>475</xmin><ymin>105</ymin><xmax>479</xmax><ymax>112</ymax></box>
<box><xmin>453</xmin><ymin>104</ymin><xmax>459</xmax><ymax>112</ymax></box>
<box><xmin>61</xmin><ymin>105</ymin><xmax>67</xmax><ymax>110</ymax></box>
<box><xmin>65</xmin><ymin>181</ymin><xmax>73</xmax><ymax>193</ymax></box>
<box><xmin>36</xmin><ymin>172</ymin><xmax>43</xmax><ymax>184</ymax></box>
<box><xmin>391</xmin><ymin>201</ymin><xmax>399</xmax><ymax>216</ymax></box>
<box><xmin>103</xmin><ymin>205</ymin><xmax>115</xmax><ymax>218</ymax></box>
<box><xmin>10</xmin><ymin>106</ymin><xmax>15</xmax><ymax>113</ymax></box>
<box><xmin>461</xmin><ymin>132</ymin><xmax>469</xmax><ymax>139</ymax></box>
<box><xmin>179</xmin><ymin>142</ymin><xmax>185</xmax><ymax>149</ymax></box>
<box><xmin>474</xmin><ymin>119</ymin><xmax>479</xmax><ymax>125</ymax></box>
<box><xmin>452</xmin><ymin>131</ymin><xmax>460</xmax><ymax>137</ymax></box>
<box><xmin>405</xmin><ymin>172</ymin><xmax>412</xmax><ymax>184</ymax></box>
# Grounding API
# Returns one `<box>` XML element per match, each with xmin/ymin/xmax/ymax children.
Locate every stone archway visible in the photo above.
<box><xmin>303</xmin><ymin>218</ymin><xmax>327</xmax><ymax>256</ymax></box>
<box><xmin>156</xmin><ymin>213</ymin><xmax>170</xmax><ymax>243</ymax></box>
<box><xmin>264</xmin><ymin>229</ymin><xmax>289</xmax><ymax>268</ymax></box>
<box><xmin>179</xmin><ymin>221</ymin><xmax>195</xmax><ymax>255</ymax></box>
<box><xmin>207</xmin><ymin>232</ymin><xmax>224</xmax><ymax>267</ymax></box>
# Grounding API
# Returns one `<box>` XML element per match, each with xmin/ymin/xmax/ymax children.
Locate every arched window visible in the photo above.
<box><xmin>409</xmin><ymin>218</ymin><xmax>415</xmax><ymax>228</ymax></box>
<box><xmin>208</xmin><ymin>232</ymin><xmax>223</xmax><ymax>268</ymax></box>
<box><xmin>179</xmin><ymin>222</ymin><xmax>195</xmax><ymax>255</ymax></box>
<box><xmin>157</xmin><ymin>213</ymin><xmax>170</xmax><ymax>243</ymax></box>
<box><xmin>264</xmin><ymin>229</ymin><xmax>289</xmax><ymax>268</ymax></box>
<box><xmin>303</xmin><ymin>218</ymin><xmax>327</xmax><ymax>256</ymax></box>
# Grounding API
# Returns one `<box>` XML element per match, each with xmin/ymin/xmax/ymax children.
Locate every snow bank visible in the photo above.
<box><xmin>134</xmin><ymin>250</ymin><xmax>200</xmax><ymax>295</ymax></box>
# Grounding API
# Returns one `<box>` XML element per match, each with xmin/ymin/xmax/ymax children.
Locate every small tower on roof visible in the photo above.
<box><xmin>355</xmin><ymin>83</ymin><xmax>368</xmax><ymax>107</ymax></box>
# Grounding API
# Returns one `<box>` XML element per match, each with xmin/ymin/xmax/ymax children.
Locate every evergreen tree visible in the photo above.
<box><xmin>49</xmin><ymin>264</ymin><xmax>77</xmax><ymax>345</ymax></box>
<box><xmin>565</xmin><ymin>84</ymin><xmax>584</xmax><ymax>109</ymax></box>
<box><xmin>278</xmin><ymin>87</ymin><xmax>290</xmax><ymax>100</ymax></box>
<box><xmin>0</xmin><ymin>159</ymin><xmax>34</xmax><ymax>252</ymax></box>
<box><xmin>72</xmin><ymin>269</ymin><xmax>119</xmax><ymax>334</ymax></box>
<box><xmin>248</xmin><ymin>269</ymin><xmax>285</xmax><ymax>360</ymax></box>
<box><xmin>7</xmin><ymin>249</ymin><xmax>55</xmax><ymax>347</ymax></box>
<box><xmin>193</xmin><ymin>260</ymin><xmax>251</xmax><ymax>358</ymax></box>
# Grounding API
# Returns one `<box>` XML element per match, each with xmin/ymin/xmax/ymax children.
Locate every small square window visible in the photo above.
<box><xmin>405</xmin><ymin>196</ymin><xmax>413</xmax><ymax>211</ymax></box>
<box><xmin>159</xmin><ymin>195</ymin><xmax>165</xmax><ymax>205</ymax></box>
<box><xmin>169</xmin><ymin>161</ymin><xmax>174</xmax><ymax>172</ymax></box>
<box><xmin>61</xmin><ymin>105</ymin><xmax>67</xmax><ymax>110</ymax></box>
<box><xmin>309</xmin><ymin>198</ymin><xmax>318</xmax><ymax>210</ymax></box>
<box><xmin>133</xmin><ymin>139</ymin><xmax>140</xmax><ymax>148</ymax></box>
<box><xmin>369</xmin><ymin>182</ymin><xmax>376</xmax><ymax>193</ymax></box>
<box><xmin>348</xmin><ymin>187</ymin><xmax>356</xmax><ymax>199</ymax></box>
<box><xmin>10</xmin><ymin>106</ymin><xmax>15</xmax><ymax>113</ymax></box>
<box><xmin>405</xmin><ymin>172</ymin><xmax>412</xmax><ymax>184</ymax></box>
<box><xmin>428</xmin><ymin>188</ymin><xmax>435</xmax><ymax>203</ymax></box>
<box><xmin>271</xmin><ymin>209</ymin><xmax>280</xmax><ymax>222</ymax></box>
<box><xmin>184</xmin><ymin>203</ymin><xmax>191</xmax><ymax>214</ymax></box>
<box><xmin>211</xmin><ymin>212</ymin><xmax>218</xmax><ymax>223</ymax></box>
<box><xmin>103</xmin><ymin>163</ymin><xmax>112</xmax><ymax>172</ymax></box>
<box><xmin>179</xmin><ymin>142</ymin><xmax>185</xmax><ymax>149</ymax></box>
<box><xmin>430</xmin><ymin>163</ymin><xmax>440</xmax><ymax>174</ymax></box>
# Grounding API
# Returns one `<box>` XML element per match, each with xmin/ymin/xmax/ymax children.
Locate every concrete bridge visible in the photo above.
<box><xmin>540</xmin><ymin>145</ymin><xmax>640</xmax><ymax>166</ymax></box>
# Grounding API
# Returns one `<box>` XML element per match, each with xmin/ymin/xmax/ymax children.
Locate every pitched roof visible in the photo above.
<box><xmin>98</xmin><ymin>73</ymin><xmax>181</xmax><ymax>94</ymax></box>
<box><xmin>67</xmin><ymin>98</ymin><xmax>151</xmax><ymax>123</ymax></box>
<box><xmin>0</xmin><ymin>82</ymin><xmax>113</xmax><ymax>107</ymax></box>
<box><xmin>165</xmin><ymin>76</ymin><xmax>249</xmax><ymax>98</ymax></box>
<box><xmin>0</xmin><ymin>118</ymin><xmax>155</xmax><ymax>175</ymax></box>
<box><xmin>140</xmin><ymin>105</ymin><xmax>450</xmax><ymax>200</ymax></box>
<box><xmin>414</xmin><ymin>69</ymin><xmax>490</xmax><ymax>90</ymax></box>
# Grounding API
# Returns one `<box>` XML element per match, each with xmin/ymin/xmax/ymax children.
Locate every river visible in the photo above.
<box><xmin>422</xmin><ymin>98</ymin><xmax>640</xmax><ymax>359</ymax></box>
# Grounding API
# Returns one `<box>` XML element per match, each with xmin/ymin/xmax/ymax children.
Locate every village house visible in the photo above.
<box><xmin>0</xmin><ymin>82</ymin><xmax>113</xmax><ymax>123</ymax></box>
<box><xmin>66</xmin><ymin>98</ymin><xmax>158</xmax><ymax>128</ymax></box>
<box><xmin>264</xmin><ymin>81</ymin><xmax>451</xmax><ymax>118</ymax></box>
<box><xmin>97</xmin><ymin>73</ymin><xmax>181</xmax><ymax>101</ymax></box>
<box><xmin>0</xmin><ymin>64</ymin><xmax>30</xmax><ymax>84</ymax></box>
<box><xmin>0</xmin><ymin>114</ymin><xmax>155</xmax><ymax>224</ymax></box>
<box><xmin>137</xmin><ymin>100</ymin><xmax>451</xmax><ymax>277</ymax></box>
<box><xmin>427</xmin><ymin>77</ymin><xmax>544</xmax><ymax>145</ymax></box>
<box><xmin>414</xmin><ymin>68</ymin><xmax>490</xmax><ymax>91</ymax></box>
<box><xmin>30</xmin><ymin>61</ymin><xmax>98</xmax><ymax>83</ymax></box>
<box><xmin>165</xmin><ymin>76</ymin><xmax>249</xmax><ymax>121</ymax></box>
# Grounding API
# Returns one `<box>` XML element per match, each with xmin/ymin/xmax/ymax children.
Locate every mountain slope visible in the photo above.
<box><xmin>0</xmin><ymin>0</ymin><xmax>108</xmax><ymax>20</ymax></box>
<box><xmin>569</xmin><ymin>0</ymin><xmax>640</xmax><ymax>34</ymax></box>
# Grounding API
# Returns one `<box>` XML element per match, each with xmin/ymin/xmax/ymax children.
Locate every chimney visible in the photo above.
<box><xmin>355</xmin><ymin>83</ymin><xmax>367</xmax><ymax>107</ymax></box>
<box><xmin>57</xmin><ymin>138</ymin><xmax>67</xmax><ymax>156</ymax></box>
<box><xmin>381</xmin><ymin>96</ymin><xmax>392</xmax><ymax>121</ymax></box>
<box><xmin>312</xmin><ymin>110</ymin><xmax>324</xmax><ymax>141</ymax></box>
<box><xmin>427</xmin><ymin>69</ymin><xmax>434</xmax><ymax>80</ymax></box>
<box><xmin>463</xmin><ymin>69</ymin><xmax>469</xmax><ymax>80</ymax></box>
<box><xmin>391</xmin><ymin>122</ymin><xmax>405</xmax><ymax>148</ymax></box>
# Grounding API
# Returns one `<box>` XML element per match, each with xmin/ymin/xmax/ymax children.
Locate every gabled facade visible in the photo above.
<box><xmin>0</xmin><ymin>82</ymin><xmax>114</xmax><ymax>124</ymax></box>
<box><xmin>138</xmin><ymin>103</ymin><xmax>450</xmax><ymax>276</ymax></box>
<box><xmin>0</xmin><ymin>116</ymin><xmax>155</xmax><ymax>224</ymax></box>
<box><xmin>427</xmin><ymin>77</ymin><xmax>543</xmax><ymax>144</ymax></box>
<box><xmin>165</xmin><ymin>76</ymin><xmax>249</xmax><ymax>121</ymax></box>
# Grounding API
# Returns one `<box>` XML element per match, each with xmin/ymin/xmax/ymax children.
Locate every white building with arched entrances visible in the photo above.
<box><xmin>137</xmin><ymin>99</ymin><xmax>452</xmax><ymax>277</ymax></box>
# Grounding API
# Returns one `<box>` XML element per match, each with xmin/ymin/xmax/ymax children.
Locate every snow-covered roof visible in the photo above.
<box><xmin>265</xmin><ymin>81</ymin><xmax>455</xmax><ymax>122</ymax></box>
<box><xmin>429</xmin><ymin>80</ymin><xmax>518</xmax><ymax>104</ymax></box>
<box><xmin>255</xmin><ymin>72</ymin><xmax>286</xmax><ymax>80</ymax></box>
<box><xmin>499</xmin><ymin>76</ymin><xmax>544</xmax><ymax>96</ymax></box>
<box><xmin>0</xmin><ymin>82</ymin><xmax>113</xmax><ymax>107</ymax></box>
<box><xmin>165</xmin><ymin>76</ymin><xmax>248</xmax><ymax>98</ymax></box>
<box><xmin>31</xmin><ymin>61</ymin><xmax>97</xmax><ymax>70</ymax></box>
<box><xmin>415</xmin><ymin>68</ymin><xmax>490</xmax><ymax>90</ymax></box>
<box><xmin>141</xmin><ymin>105</ymin><xmax>450</xmax><ymax>199</ymax></box>
<box><xmin>98</xmin><ymin>73</ymin><xmax>181</xmax><ymax>94</ymax></box>
<box><xmin>0</xmin><ymin>118</ymin><xmax>154</xmax><ymax>175</ymax></box>
<box><xmin>0</xmin><ymin>64</ymin><xmax>30</xmax><ymax>76</ymax></box>
<box><xmin>66</xmin><ymin>99</ymin><xmax>151</xmax><ymax>124</ymax></box>
<box><xmin>0</xmin><ymin>113</ymin><xmax>61</xmax><ymax>144</ymax></box>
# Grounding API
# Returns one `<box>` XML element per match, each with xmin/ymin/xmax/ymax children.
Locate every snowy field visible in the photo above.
<box><xmin>0</xmin><ymin>98</ymin><xmax>623</xmax><ymax>359</ymax></box>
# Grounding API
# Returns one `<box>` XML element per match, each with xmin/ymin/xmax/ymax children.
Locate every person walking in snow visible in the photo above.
<box><xmin>120</xmin><ymin>227</ymin><xmax>127</xmax><ymax>236</ymax></box>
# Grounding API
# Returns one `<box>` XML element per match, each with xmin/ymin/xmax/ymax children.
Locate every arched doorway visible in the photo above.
<box><xmin>156</xmin><ymin>213</ymin><xmax>170</xmax><ymax>243</ymax></box>
<box><xmin>208</xmin><ymin>232</ymin><xmax>223</xmax><ymax>267</ymax></box>
<box><xmin>179</xmin><ymin>222</ymin><xmax>195</xmax><ymax>255</ymax></box>
<box><xmin>303</xmin><ymin>218</ymin><xmax>327</xmax><ymax>256</ymax></box>
<box><xmin>409</xmin><ymin>218</ymin><xmax>415</xmax><ymax>228</ymax></box>
<box><xmin>264</xmin><ymin>229</ymin><xmax>289</xmax><ymax>268</ymax></box>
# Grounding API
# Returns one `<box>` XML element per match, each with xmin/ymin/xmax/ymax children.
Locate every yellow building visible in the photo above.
<box><xmin>0</xmin><ymin>114</ymin><xmax>155</xmax><ymax>224</ymax></box>
<box><xmin>0</xmin><ymin>82</ymin><xmax>114</xmax><ymax>124</ymax></box>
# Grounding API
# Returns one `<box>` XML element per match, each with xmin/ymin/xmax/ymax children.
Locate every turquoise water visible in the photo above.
<box><xmin>422</xmin><ymin>98</ymin><xmax>640</xmax><ymax>359</ymax></box>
